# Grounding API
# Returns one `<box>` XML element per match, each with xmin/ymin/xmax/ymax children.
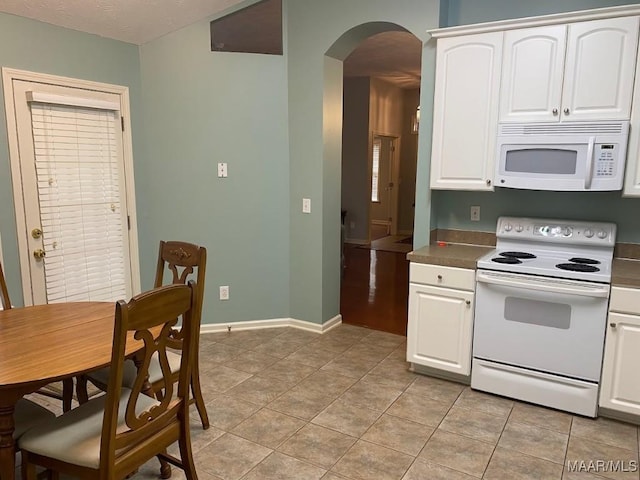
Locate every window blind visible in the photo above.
<box><xmin>371</xmin><ymin>139</ymin><xmax>381</xmax><ymax>202</ymax></box>
<box><xmin>30</xmin><ymin>102</ymin><xmax>127</xmax><ymax>303</ymax></box>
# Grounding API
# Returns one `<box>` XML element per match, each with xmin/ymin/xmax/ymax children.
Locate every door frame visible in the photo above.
<box><xmin>368</xmin><ymin>132</ymin><xmax>400</xmax><ymax>240</ymax></box>
<box><xmin>2</xmin><ymin>67</ymin><xmax>141</xmax><ymax>305</ymax></box>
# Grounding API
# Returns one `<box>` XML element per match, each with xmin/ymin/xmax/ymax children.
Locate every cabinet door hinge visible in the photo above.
<box><xmin>121</xmin><ymin>116</ymin><xmax>125</xmax><ymax>131</ymax></box>
<box><xmin>127</xmin><ymin>215</ymin><xmax>131</xmax><ymax>230</ymax></box>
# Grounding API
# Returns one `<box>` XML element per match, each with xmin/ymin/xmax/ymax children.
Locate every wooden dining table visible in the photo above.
<box><xmin>0</xmin><ymin>301</ymin><xmax>146</xmax><ymax>480</ymax></box>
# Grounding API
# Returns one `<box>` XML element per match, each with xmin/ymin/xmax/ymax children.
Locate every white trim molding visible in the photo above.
<box><xmin>429</xmin><ymin>4</ymin><xmax>640</xmax><ymax>39</ymax></box>
<box><xmin>200</xmin><ymin>315</ymin><xmax>343</xmax><ymax>335</ymax></box>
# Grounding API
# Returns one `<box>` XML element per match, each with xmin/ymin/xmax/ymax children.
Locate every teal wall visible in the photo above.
<box><xmin>138</xmin><ymin>13</ymin><xmax>290</xmax><ymax>325</ymax></box>
<box><xmin>0</xmin><ymin>12</ymin><xmax>141</xmax><ymax>306</ymax></box>
<box><xmin>429</xmin><ymin>0</ymin><xmax>640</xmax><ymax>245</ymax></box>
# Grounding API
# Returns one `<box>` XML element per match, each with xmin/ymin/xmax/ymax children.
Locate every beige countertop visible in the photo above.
<box><xmin>407</xmin><ymin>244</ymin><xmax>493</xmax><ymax>270</ymax></box>
<box><xmin>409</xmin><ymin>244</ymin><xmax>640</xmax><ymax>289</ymax></box>
<box><xmin>612</xmin><ymin>258</ymin><xmax>640</xmax><ymax>288</ymax></box>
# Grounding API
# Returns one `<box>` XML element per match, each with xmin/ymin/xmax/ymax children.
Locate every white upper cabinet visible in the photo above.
<box><xmin>500</xmin><ymin>25</ymin><xmax>566</xmax><ymax>122</ymax></box>
<box><xmin>500</xmin><ymin>16</ymin><xmax>639</xmax><ymax>123</ymax></box>
<box><xmin>563</xmin><ymin>16</ymin><xmax>639</xmax><ymax>121</ymax></box>
<box><xmin>623</xmin><ymin>36</ymin><xmax>640</xmax><ymax>197</ymax></box>
<box><xmin>430</xmin><ymin>32</ymin><xmax>502</xmax><ymax>190</ymax></box>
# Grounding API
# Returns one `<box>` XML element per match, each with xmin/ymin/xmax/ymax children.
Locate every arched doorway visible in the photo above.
<box><xmin>324</xmin><ymin>24</ymin><xmax>422</xmax><ymax>336</ymax></box>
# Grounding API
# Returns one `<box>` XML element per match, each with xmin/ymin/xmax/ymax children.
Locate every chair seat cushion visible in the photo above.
<box><xmin>18</xmin><ymin>388</ymin><xmax>158</xmax><ymax>469</ymax></box>
<box><xmin>14</xmin><ymin>399</ymin><xmax>56</xmax><ymax>439</ymax></box>
<box><xmin>88</xmin><ymin>351</ymin><xmax>182</xmax><ymax>389</ymax></box>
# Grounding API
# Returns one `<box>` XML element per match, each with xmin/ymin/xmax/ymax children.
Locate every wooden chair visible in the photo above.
<box><xmin>79</xmin><ymin>241</ymin><xmax>209</xmax><ymax>429</ymax></box>
<box><xmin>18</xmin><ymin>283</ymin><xmax>200</xmax><ymax>480</ymax></box>
<box><xmin>0</xmin><ymin>260</ymin><xmax>74</xmax><ymax>412</ymax></box>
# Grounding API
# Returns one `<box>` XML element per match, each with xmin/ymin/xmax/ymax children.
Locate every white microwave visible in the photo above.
<box><xmin>496</xmin><ymin>121</ymin><xmax>629</xmax><ymax>191</ymax></box>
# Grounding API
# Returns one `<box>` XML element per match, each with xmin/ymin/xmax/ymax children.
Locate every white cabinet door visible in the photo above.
<box><xmin>599</xmin><ymin>312</ymin><xmax>640</xmax><ymax>415</ymax></box>
<box><xmin>500</xmin><ymin>17</ymin><xmax>639</xmax><ymax>124</ymax></box>
<box><xmin>500</xmin><ymin>25</ymin><xmax>566</xmax><ymax>123</ymax></box>
<box><xmin>407</xmin><ymin>283</ymin><xmax>474</xmax><ymax>375</ymax></box>
<box><xmin>623</xmin><ymin>27</ymin><xmax>640</xmax><ymax>197</ymax></box>
<box><xmin>430</xmin><ymin>32</ymin><xmax>502</xmax><ymax>191</ymax></box>
<box><xmin>563</xmin><ymin>16</ymin><xmax>639</xmax><ymax>121</ymax></box>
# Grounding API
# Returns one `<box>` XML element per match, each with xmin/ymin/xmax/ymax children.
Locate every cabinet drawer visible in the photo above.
<box><xmin>610</xmin><ymin>286</ymin><xmax>640</xmax><ymax>315</ymax></box>
<box><xmin>410</xmin><ymin>263</ymin><xmax>475</xmax><ymax>291</ymax></box>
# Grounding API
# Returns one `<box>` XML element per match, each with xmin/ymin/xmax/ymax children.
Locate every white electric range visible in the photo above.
<box><xmin>471</xmin><ymin>216</ymin><xmax>616</xmax><ymax>417</ymax></box>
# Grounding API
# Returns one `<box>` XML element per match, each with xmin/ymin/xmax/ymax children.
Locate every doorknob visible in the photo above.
<box><xmin>33</xmin><ymin>249</ymin><xmax>46</xmax><ymax>260</ymax></box>
<box><xmin>31</xmin><ymin>228</ymin><xmax>43</xmax><ymax>239</ymax></box>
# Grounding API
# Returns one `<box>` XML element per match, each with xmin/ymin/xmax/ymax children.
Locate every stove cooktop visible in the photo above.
<box><xmin>477</xmin><ymin>249</ymin><xmax>612</xmax><ymax>283</ymax></box>
<box><xmin>476</xmin><ymin>217</ymin><xmax>617</xmax><ymax>283</ymax></box>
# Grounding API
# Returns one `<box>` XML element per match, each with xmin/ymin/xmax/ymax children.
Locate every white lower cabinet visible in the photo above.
<box><xmin>599</xmin><ymin>286</ymin><xmax>640</xmax><ymax>415</ymax></box>
<box><xmin>407</xmin><ymin>264</ymin><xmax>475</xmax><ymax>375</ymax></box>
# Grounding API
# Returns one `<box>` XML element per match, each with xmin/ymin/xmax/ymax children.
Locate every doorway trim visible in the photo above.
<box><xmin>2</xmin><ymin>67</ymin><xmax>141</xmax><ymax>304</ymax></box>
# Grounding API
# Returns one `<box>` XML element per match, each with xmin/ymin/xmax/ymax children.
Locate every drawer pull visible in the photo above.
<box><xmin>610</xmin><ymin>322</ymin><xmax>617</xmax><ymax>328</ymax></box>
<box><xmin>437</xmin><ymin>275</ymin><xmax>443</xmax><ymax>281</ymax></box>
<box><xmin>465</xmin><ymin>300</ymin><xmax>471</xmax><ymax>306</ymax></box>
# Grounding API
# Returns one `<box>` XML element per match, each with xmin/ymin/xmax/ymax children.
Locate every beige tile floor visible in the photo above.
<box><xmin>24</xmin><ymin>323</ymin><xmax>640</xmax><ymax>480</ymax></box>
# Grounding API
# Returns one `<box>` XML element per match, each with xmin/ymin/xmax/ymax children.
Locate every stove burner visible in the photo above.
<box><xmin>492</xmin><ymin>257</ymin><xmax>522</xmax><ymax>264</ymax></box>
<box><xmin>500</xmin><ymin>251</ymin><xmax>536</xmax><ymax>259</ymax></box>
<box><xmin>556</xmin><ymin>263</ymin><xmax>600</xmax><ymax>273</ymax></box>
<box><xmin>569</xmin><ymin>257</ymin><xmax>601</xmax><ymax>265</ymax></box>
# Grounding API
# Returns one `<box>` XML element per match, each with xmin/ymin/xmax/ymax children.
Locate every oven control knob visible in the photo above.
<box><xmin>597</xmin><ymin>230</ymin><xmax>608</xmax><ymax>239</ymax></box>
<box><xmin>563</xmin><ymin>227</ymin><xmax>572</xmax><ymax>237</ymax></box>
<box><xmin>584</xmin><ymin>228</ymin><xmax>594</xmax><ymax>238</ymax></box>
<box><xmin>515</xmin><ymin>224</ymin><xmax>523</xmax><ymax>232</ymax></box>
<box><xmin>504</xmin><ymin>223</ymin><xmax>513</xmax><ymax>232</ymax></box>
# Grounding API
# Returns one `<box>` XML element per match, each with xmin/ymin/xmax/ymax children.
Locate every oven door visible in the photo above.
<box><xmin>473</xmin><ymin>270</ymin><xmax>610</xmax><ymax>381</ymax></box>
<box><xmin>496</xmin><ymin>142</ymin><xmax>590</xmax><ymax>191</ymax></box>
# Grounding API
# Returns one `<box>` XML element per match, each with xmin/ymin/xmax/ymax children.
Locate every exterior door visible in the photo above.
<box><xmin>370</xmin><ymin>135</ymin><xmax>396</xmax><ymax>235</ymax></box>
<box><xmin>3</xmin><ymin>69</ymin><xmax>139</xmax><ymax>305</ymax></box>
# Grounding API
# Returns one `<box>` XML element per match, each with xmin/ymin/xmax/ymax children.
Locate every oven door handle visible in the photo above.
<box><xmin>476</xmin><ymin>271</ymin><xmax>610</xmax><ymax>298</ymax></box>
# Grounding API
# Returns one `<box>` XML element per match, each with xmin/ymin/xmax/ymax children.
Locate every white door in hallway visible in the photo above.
<box><xmin>370</xmin><ymin>135</ymin><xmax>397</xmax><ymax>237</ymax></box>
<box><xmin>2</xmin><ymin>69</ymin><xmax>140</xmax><ymax>305</ymax></box>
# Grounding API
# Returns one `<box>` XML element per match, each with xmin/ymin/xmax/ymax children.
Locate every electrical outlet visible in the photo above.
<box><xmin>217</xmin><ymin>162</ymin><xmax>228</xmax><ymax>178</ymax></box>
<box><xmin>219</xmin><ymin>285</ymin><xmax>229</xmax><ymax>300</ymax></box>
<box><xmin>302</xmin><ymin>198</ymin><xmax>311</xmax><ymax>214</ymax></box>
<box><xmin>470</xmin><ymin>206</ymin><xmax>480</xmax><ymax>222</ymax></box>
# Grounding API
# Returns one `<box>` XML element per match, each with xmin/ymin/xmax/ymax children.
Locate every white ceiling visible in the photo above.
<box><xmin>0</xmin><ymin>0</ymin><xmax>246</xmax><ymax>45</ymax></box>
<box><xmin>0</xmin><ymin>0</ymin><xmax>422</xmax><ymax>88</ymax></box>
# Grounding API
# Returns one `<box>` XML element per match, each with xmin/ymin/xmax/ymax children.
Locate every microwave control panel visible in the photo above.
<box><xmin>594</xmin><ymin>144</ymin><xmax>617</xmax><ymax>177</ymax></box>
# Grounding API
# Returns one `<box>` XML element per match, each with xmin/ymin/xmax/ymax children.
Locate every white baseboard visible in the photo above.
<box><xmin>200</xmin><ymin>315</ymin><xmax>342</xmax><ymax>335</ymax></box>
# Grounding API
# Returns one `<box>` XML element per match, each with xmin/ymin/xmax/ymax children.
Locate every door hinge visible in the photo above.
<box><xmin>127</xmin><ymin>215</ymin><xmax>131</xmax><ymax>230</ymax></box>
<box><xmin>121</xmin><ymin>116</ymin><xmax>125</xmax><ymax>131</ymax></box>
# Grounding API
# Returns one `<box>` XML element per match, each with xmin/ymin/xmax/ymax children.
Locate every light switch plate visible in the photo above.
<box><xmin>302</xmin><ymin>198</ymin><xmax>311</xmax><ymax>214</ymax></box>
<box><xmin>217</xmin><ymin>162</ymin><xmax>228</xmax><ymax>178</ymax></box>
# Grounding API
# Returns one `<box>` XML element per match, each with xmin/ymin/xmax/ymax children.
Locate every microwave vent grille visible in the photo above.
<box><xmin>499</xmin><ymin>122</ymin><xmax>626</xmax><ymax>136</ymax></box>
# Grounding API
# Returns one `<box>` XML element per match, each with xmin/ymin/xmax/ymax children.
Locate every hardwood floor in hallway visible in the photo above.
<box><xmin>340</xmin><ymin>244</ymin><xmax>409</xmax><ymax>336</ymax></box>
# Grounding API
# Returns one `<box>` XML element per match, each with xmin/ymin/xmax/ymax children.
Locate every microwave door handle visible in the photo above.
<box><xmin>585</xmin><ymin>136</ymin><xmax>595</xmax><ymax>189</ymax></box>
